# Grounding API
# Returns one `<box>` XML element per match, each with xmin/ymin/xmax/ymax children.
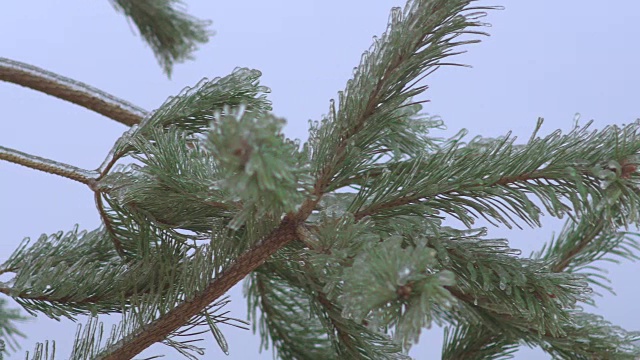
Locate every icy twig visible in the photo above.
<box><xmin>0</xmin><ymin>57</ymin><xmax>147</xmax><ymax>126</ymax></box>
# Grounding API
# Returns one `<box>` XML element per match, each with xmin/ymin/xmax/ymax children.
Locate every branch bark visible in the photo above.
<box><xmin>0</xmin><ymin>57</ymin><xmax>147</xmax><ymax>126</ymax></box>
<box><xmin>0</xmin><ymin>145</ymin><xmax>98</xmax><ymax>186</ymax></box>
<box><xmin>96</xmin><ymin>215</ymin><xmax>301</xmax><ymax>359</ymax></box>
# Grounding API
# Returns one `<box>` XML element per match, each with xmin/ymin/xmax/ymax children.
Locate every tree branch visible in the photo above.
<box><xmin>441</xmin><ymin>192</ymin><xmax>628</xmax><ymax>358</ymax></box>
<box><xmin>0</xmin><ymin>145</ymin><xmax>98</xmax><ymax>187</ymax></box>
<box><xmin>550</xmin><ymin>220</ymin><xmax>605</xmax><ymax>273</ymax></box>
<box><xmin>96</xmin><ymin>216</ymin><xmax>301</xmax><ymax>360</ymax></box>
<box><xmin>0</xmin><ymin>57</ymin><xmax>147</xmax><ymax>126</ymax></box>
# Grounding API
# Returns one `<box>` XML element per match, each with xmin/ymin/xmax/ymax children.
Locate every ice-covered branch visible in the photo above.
<box><xmin>0</xmin><ymin>145</ymin><xmax>98</xmax><ymax>186</ymax></box>
<box><xmin>0</xmin><ymin>57</ymin><xmax>147</xmax><ymax>126</ymax></box>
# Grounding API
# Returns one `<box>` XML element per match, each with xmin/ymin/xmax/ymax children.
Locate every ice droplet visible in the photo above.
<box><xmin>399</xmin><ymin>267</ymin><xmax>410</xmax><ymax>277</ymax></box>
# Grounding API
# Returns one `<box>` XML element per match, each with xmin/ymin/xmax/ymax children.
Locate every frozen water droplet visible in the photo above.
<box><xmin>499</xmin><ymin>280</ymin><xmax>507</xmax><ymax>291</ymax></box>
<box><xmin>399</xmin><ymin>267</ymin><xmax>410</xmax><ymax>276</ymax></box>
<box><xmin>473</xmin><ymin>298</ymin><xmax>478</xmax><ymax>306</ymax></box>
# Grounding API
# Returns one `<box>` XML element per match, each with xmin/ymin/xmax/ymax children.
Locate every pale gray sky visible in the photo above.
<box><xmin>1</xmin><ymin>1</ymin><xmax>639</xmax><ymax>359</ymax></box>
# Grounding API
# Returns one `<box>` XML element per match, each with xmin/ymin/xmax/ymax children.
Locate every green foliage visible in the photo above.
<box><xmin>339</xmin><ymin>236</ymin><xmax>456</xmax><ymax>350</ymax></box>
<box><xmin>305</xmin><ymin>0</ymin><xmax>493</xmax><ymax>191</ymax></box>
<box><xmin>0</xmin><ymin>298</ymin><xmax>28</xmax><ymax>354</ymax></box>
<box><xmin>109</xmin><ymin>0</ymin><xmax>212</xmax><ymax>77</ymax></box>
<box><xmin>206</xmin><ymin>105</ymin><xmax>312</xmax><ymax>229</ymax></box>
<box><xmin>2</xmin><ymin>228</ymin><xmax>124</xmax><ymax>320</ymax></box>
<box><xmin>247</xmin><ymin>248</ymin><xmax>410</xmax><ymax>360</ymax></box>
<box><xmin>442</xmin><ymin>325</ymin><xmax>518</xmax><ymax>360</ymax></box>
<box><xmin>3</xmin><ymin>0</ymin><xmax>640</xmax><ymax>359</ymax></box>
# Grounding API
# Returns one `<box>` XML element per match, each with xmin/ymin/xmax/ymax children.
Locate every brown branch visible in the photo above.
<box><xmin>0</xmin><ymin>57</ymin><xmax>147</xmax><ymax>126</ymax></box>
<box><xmin>550</xmin><ymin>220</ymin><xmax>605</xmax><ymax>273</ymax></box>
<box><xmin>0</xmin><ymin>145</ymin><xmax>98</xmax><ymax>187</ymax></box>
<box><xmin>96</xmin><ymin>215</ymin><xmax>302</xmax><ymax>360</ymax></box>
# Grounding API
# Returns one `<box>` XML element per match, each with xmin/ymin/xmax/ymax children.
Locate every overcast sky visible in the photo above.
<box><xmin>1</xmin><ymin>1</ymin><xmax>639</xmax><ymax>359</ymax></box>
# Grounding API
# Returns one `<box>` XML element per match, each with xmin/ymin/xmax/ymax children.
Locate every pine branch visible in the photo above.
<box><xmin>109</xmin><ymin>0</ymin><xmax>212</xmax><ymax>77</ymax></box>
<box><xmin>94</xmin><ymin>216</ymin><xmax>301</xmax><ymax>359</ymax></box>
<box><xmin>351</xmin><ymin>120</ymin><xmax>640</xmax><ymax>231</ymax></box>
<box><xmin>550</xmin><ymin>217</ymin><xmax>606</xmax><ymax>273</ymax></box>
<box><xmin>250</xmin><ymin>270</ymin><xmax>336</xmax><ymax>359</ymax></box>
<box><xmin>92</xmin><ymin>2</ymin><xmax>493</xmax><ymax>354</ymax></box>
<box><xmin>441</xmin><ymin>167</ymin><xmax>640</xmax><ymax>358</ymax></box>
<box><xmin>0</xmin><ymin>298</ymin><xmax>28</xmax><ymax>353</ymax></box>
<box><xmin>0</xmin><ymin>58</ymin><xmax>147</xmax><ymax>126</ymax></box>
<box><xmin>0</xmin><ymin>145</ymin><xmax>99</xmax><ymax>186</ymax></box>
<box><xmin>248</xmin><ymin>244</ymin><xmax>409</xmax><ymax>359</ymax></box>
<box><xmin>308</xmin><ymin>0</ymin><xmax>493</xmax><ymax>195</ymax></box>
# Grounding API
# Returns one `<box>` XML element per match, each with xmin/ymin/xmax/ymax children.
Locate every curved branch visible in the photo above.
<box><xmin>0</xmin><ymin>145</ymin><xmax>99</xmax><ymax>186</ymax></box>
<box><xmin>0</xmin><ymin>57</ymin><xmax>147</xmax><ymax>126</ymax></box>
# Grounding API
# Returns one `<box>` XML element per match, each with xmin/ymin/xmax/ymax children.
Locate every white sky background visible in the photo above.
<box><xmin>1</xmin><ymin>1</ymin><xmax>639</xmax><ymax>359</ymax></box>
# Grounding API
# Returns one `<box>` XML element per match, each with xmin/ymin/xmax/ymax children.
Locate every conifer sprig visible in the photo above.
<box><xmin>307</xmin><ymin>0</ymin><xmax>496</xmax><ymax>194</ymax></box>
<box><xmin>109</xmin><ymin>0</ymin><xmax>212</xmax><ymax>77</ymax></box>
<box><xmin>441</xmin><ymin>125</ymin><xmax>640</xmax><ymax>358</ymax></box>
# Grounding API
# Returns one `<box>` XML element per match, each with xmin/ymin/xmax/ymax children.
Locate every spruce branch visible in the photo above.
<box><xmin>352</xmin><ymin>120</ymin><xmax>640</xmax><ymax>230</ymax></box>
<box><xmin>248</xmin><ymin>246</ymin><xmax>409</xmax><ymax>359</ymax></box>
<box><xmin>94</xmin><ymin>216</ymin><xmax>300</xmax><ymax>359</ymax></box>
<box><xmin>440</xmin><ymin>150</ymin><xmax>640</xmax><ymax>358</ymax></box>
<box><xmin>109</xmin><ymin>0</ymin><xmax>213</xmax><ymax>77</ymax></box>
<box><xmin>6</xmin><ymin>0</ymin><xmax>639</xmax><ymax>357</ymax></box>
<box><xmin>94</xmin><ymin>192</ymin><xmax>127</xmax><ymax>259</ymax></box>
<box><xmin>0</xmin><ymin>298</ymin><xmax>28</xmax><ymax>353</ymax></box>
<box><xmin>0</xmin><ymin>227</ymin><xmax>153</xmax><ymax>321</ymax></box>
<box><xmin>0</xmin><ymin>58</ymin><xmax>147</xmax><ymax>126</ymax></box>
<box><xmin>249</xmin><ymin>270</ymin><xmax>336</xmax><ymax>359</ymax></box>
<box><xmin>0</xmin><ymin>145</ymin><xmax>99</xmax><ymax>186</ymax></box>
<box><xmin>315</xmin><ymin>289</ymin><xmax>409</xmax><ymax>359</ymax></box>
<box><xmin>439</xmin><ymin>227</ymin><xmax>640</xmax><ymax>358</ymax></box>
<box><xmin>307</xmin><ymin>0</ymin><xmax>494</xmax><ymax>194</ymax></box>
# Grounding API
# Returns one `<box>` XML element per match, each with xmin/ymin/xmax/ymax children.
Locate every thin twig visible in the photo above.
<box><xmin>94</xmin><ymin>192</ymin><xmax>127</xmax><ymax>259</ymax></box>
<box><xmin>0</xmin><ymin>57</ymin><xmax>148</xmax><ymax>126</ymax></box>
<box><xmin>0</xmin><ymin>145</ymin><xmax>99</xmax><ymax>186</ymax></box>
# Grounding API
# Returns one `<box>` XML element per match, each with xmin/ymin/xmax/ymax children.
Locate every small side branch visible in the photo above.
<box><xmin>0</xmin><ymin>145</ymin><xmax>98</xmax><ymax>186</ymax></box>
<box><xmin>0</xmin><ymin>57</ymin><xmax>147</xmax><ymax>126</ymax></box>
<box><xmin>94</xmin><ymin>192</ymin><xmax>127</xmax><ymax>259</ymax></box>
